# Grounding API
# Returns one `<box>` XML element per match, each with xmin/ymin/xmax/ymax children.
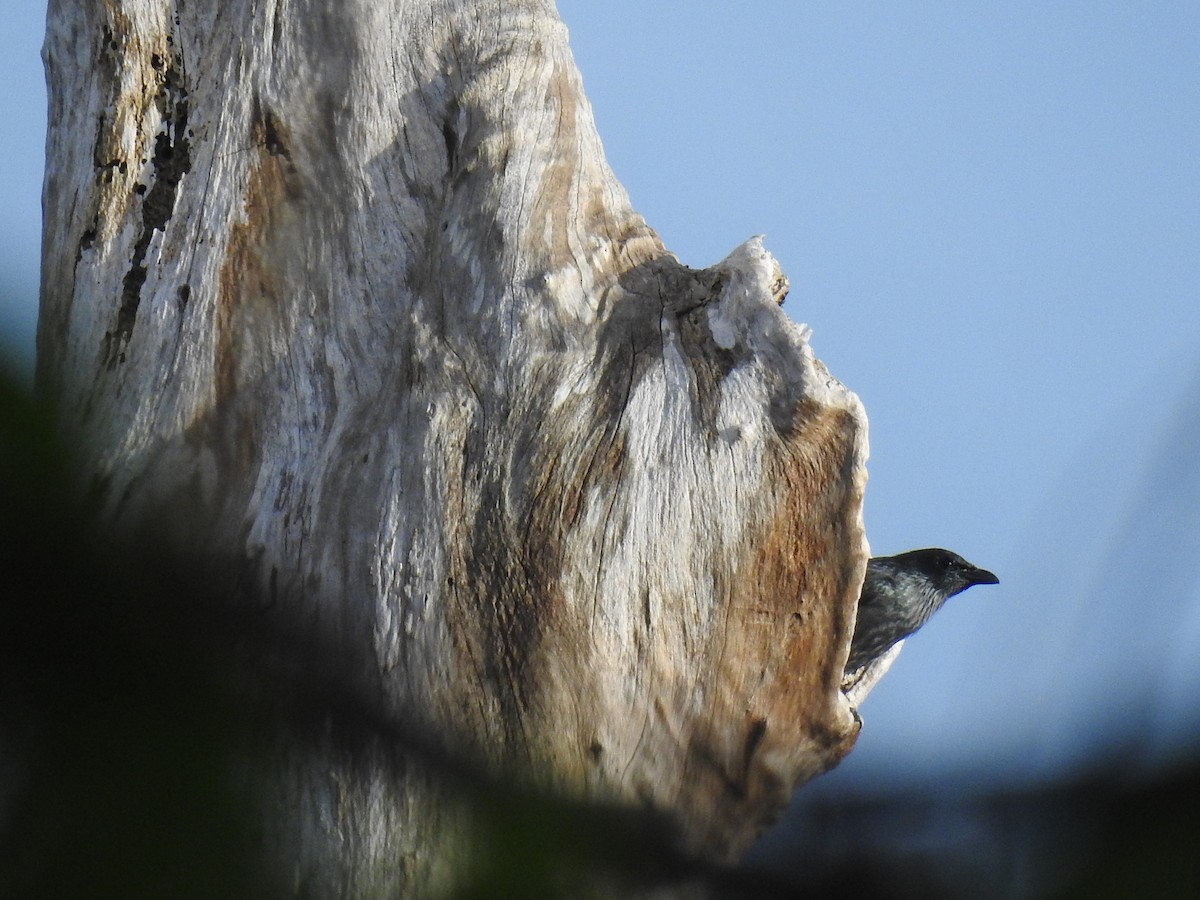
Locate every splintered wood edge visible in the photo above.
<box><xmin>841</xmin><ymin>641</ymin><xmax>902</xmax><ymax>708</ymax></box>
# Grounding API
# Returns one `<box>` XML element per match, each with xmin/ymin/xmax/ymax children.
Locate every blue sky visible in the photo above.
<box><xmin>4</xmin><ymin>3</ymin><xmax>1199</xmax><ymax>794</ymax></box>
<box><xmin>0</xmin><ymin>4</ymin><xmax>45</xmax><ymax>373</ymax></box>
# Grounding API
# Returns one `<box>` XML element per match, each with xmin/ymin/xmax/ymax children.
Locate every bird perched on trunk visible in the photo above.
<box><xmin>845</xmin><ymin>548</ymin><xmax>998</xmax><ymax>674</ymax></box>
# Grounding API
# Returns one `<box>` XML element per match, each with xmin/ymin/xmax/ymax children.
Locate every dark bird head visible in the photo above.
<box><xmin>891</xmin><ymin>547</ymin><xmax>999</xmax><ymax>598</ymax></box>
<box><xmin>845</xmin><ymin>548</ymin><xmax>999</xmax><ymax>674</ymax></box>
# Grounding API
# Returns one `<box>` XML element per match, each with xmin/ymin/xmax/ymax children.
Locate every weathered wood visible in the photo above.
<box><xmin>41</xmin><ymin>0</ymin><xmax>873</xmax><ymax>891</ymax></box>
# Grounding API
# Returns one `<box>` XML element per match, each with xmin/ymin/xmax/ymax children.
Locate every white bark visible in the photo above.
<box><xmin>41</xmin><ymin>0</ymin><xmax>873</xmax><ymax>892</ymax></box>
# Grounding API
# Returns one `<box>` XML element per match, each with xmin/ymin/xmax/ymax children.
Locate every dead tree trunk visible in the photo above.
<box><xmin>41</xmin><ymin>0</ymin><xmax>876</xmax><ymax>892</ymax></box>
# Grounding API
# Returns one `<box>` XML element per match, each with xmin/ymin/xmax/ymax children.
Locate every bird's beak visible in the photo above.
<box><xmin>969</xmin><ymin>566</ymin><xmax>999</xmax><ymax>586</ymax></box>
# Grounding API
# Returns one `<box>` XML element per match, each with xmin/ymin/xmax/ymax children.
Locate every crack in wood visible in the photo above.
<box><xmin>103</xmin><ymin>45</ymin><xmax>192</xmax><ymax>369</ymax></box>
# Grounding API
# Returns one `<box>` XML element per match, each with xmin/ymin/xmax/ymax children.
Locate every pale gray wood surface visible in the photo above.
<box><xmin>41</xmin><ymin>0</ymin><xmax>875</xmax><ymax>891</ymax></box>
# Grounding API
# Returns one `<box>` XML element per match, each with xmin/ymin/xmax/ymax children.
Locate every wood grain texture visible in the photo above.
<box><xmin>41</xmin><ymin>0</ymin><xmax>874</xmax><ymax>890</ymax></box>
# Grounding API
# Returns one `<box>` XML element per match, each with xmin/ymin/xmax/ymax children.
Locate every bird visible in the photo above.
<box><xmin>845</xmin><ymin>548</ymin><xmax>998</xmax><ymax>674</ymax></box>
